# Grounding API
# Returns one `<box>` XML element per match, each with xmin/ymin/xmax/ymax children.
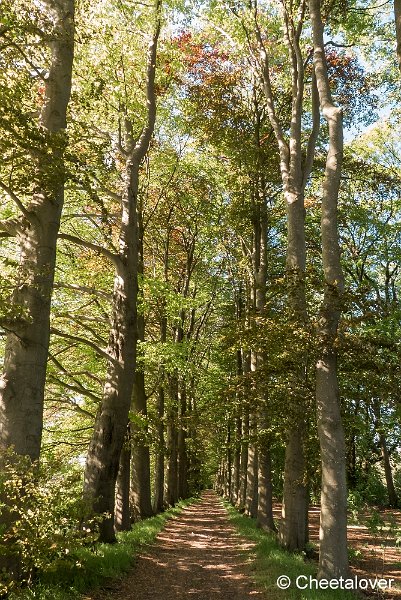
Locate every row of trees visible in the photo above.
<box><xmin>1</xmin><ymin>0</ymin><xmax>401</xmax><ymax>589</ymax></box>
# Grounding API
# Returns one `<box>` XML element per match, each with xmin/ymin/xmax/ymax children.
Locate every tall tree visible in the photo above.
<box><xmin>83</xmin><ymin>0</ymin><xmax>161</xmax><ymax>542</ymax></box>
<box><xmin>253</xmin><ymin>0</ymin><xmax>319</xmax><ymax>551</ymax></box>
<box><xmin>309</xmin><ymin>0</ymin><xmax>348</xmax><ymax>578</ymax></box>
<box><xmin>0</xmin><ymin>0</ymin><xmax>75</xmax><ymax>460</ymax></box>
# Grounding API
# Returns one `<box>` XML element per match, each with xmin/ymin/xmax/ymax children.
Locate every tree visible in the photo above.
<box><xmin>252</xmin><ymin>0</ymin><xmax>318</xmax><ymax>551</ymax></box>
<box><xmin>309</xmin><ymin>0</ymin><xmax>349</xmax><ymax>579</ymax></box>
<box><xmin>83</xmin><ymin>0</ymin><xmax>162</xmax><ymax>542</ymax></box>
<box><xmin>0</xmin><ymin>0</ymin><xmax>75</xmax><ymax>462</ymax></box>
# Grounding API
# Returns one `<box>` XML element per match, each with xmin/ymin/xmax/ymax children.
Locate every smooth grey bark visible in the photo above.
<box><xmin>83</xmin><ymin>6</ymin><xmax>161</xmax><ymax>543</ymax></box>
<box><xmin>115</xmin><ymin>427</ymin><xmax>131</xmax><ymax>531</ymax></box>
<box><xmin>83</xmin><ymin>157</ymin><xmax>139</xmax><ymax>543</ymax></box>
<box><xmin>309</xmin><ymin>0</ymin><xmax>349</xmax><ymax>579</ymax></box>
<box><xmin>225</xmin><ymin>421</ymin><xmax>233</xmax><ymax>501</ymax></box>
<box><xmin>153</xmin><ymin>306</ymin><xmax>167</xmax><ymax>513</ymax></box>
<box><xmin>257</xmin><ymin>411</ymin><xmax>276</xmax><ymax>532</ymax></box>
<box><xmin>166</xmin><ymin>418</ymin><xmax>178</xmax><ymax>504</ymax></box>
<box><xmin>130</xmin><ymin>368</ymin><xmax>153</xmax><ymax>520</ymax></box>
<box><xmin>238</xmin><ymin>399</ymin><xmax>249</xmax><ymax>510</ymax></box>
<box><xmin>153</xmin><ymin>381</ymin><xmax>165</xmax><ymax>513</ymax></box>
<box><xmin>281</xmin><ymin>429</ymin><xmax>308</xmax><ymax>548</ymax></box>
<box><xmin>0</xmin><ymin>0</ymin><xmax>75</xmax><ymax>461</ymax></box>
<box><xmin>232</xmin><ymin>287</ymin><xmax>243</xmax><ymax>506</ymax></box>
<box><xmin>251</xmin><ymin>176</ymin><xmax>276</xmax><ymax>532</ymax></box>
<box><xmin>166</xmin><ymin>376</ymin><xmax>179</xmax><ymax>506</ymax></box>
<box><xmin>187</xmin><ymin>385</ymin><xmax>202</xmax><ymax>494</ymax></box>
<box><xmin>245</xmin><ymin>409</ymin><xmax>258</xmax><ymax>518</ymax></box>
<box><xmin>177</xmin><ymin>383</ymin><xmax>189</xmax><ymax>499</ymax></box>
<box><xmin>130</xmin><ymin>221</ymin><xmax>153</xmax><ymax>520</ymax></box>
<box><xmin>232</xmin><ymin>413</ymin><xmax>242</xmax><ymax>505</ymax></box>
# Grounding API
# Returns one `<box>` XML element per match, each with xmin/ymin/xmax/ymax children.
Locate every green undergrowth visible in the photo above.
<box><xmin>9</xmin><ymin>498</ymin><xmax>198</xmax><ymax>600</ymax></box>
<box><xmin>224</xmin><ymin>501</ymin><xmax>357</xmax><ymax>600</ymax></box>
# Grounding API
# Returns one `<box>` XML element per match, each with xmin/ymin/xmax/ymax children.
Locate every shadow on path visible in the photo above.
<box><xmin>88</xmin><ymin>490</ymin><xmax>264</xmax><ymax>600</ymax></box>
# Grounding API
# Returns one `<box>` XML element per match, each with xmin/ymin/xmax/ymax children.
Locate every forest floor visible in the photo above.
<box><xmin>83</xmin><ymin>493</ymin><xmax>401</xmax><ymax>600</ymax></box>
<box><xmin>85</xmin><ymin>490</ymin><xmax>265</xmax><ymax>600</ymax></box>
<box><xmin>273</xmin><ymin>503</ymin><xmax>401</xmax><ymax>599</ymax></box>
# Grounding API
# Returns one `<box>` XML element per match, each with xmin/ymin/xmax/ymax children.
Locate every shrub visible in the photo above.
<box><xmin>0</xmin><ymin>451</ymin><xmax>97</xmax><ymax>594</ymax></box>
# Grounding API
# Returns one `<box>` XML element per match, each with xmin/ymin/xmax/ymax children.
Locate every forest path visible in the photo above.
<box><xmin>87</xmin><ymin>490</ymin><xmax>265</xmax><ymax>600</ymax></box>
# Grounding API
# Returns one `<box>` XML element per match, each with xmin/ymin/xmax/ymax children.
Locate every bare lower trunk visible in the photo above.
<box><xmin>0</xmin><ymin>202</ymin><xmax>62</xmax><ymax>459</ymax></box>
<box><xmin>280</xmin><ymin>196</ymin><xmax>308</xmax><ymax>551</ymax></box>
<box><xmin>166</xmin><ymin>395</ymin><xmax>179</xmax><ymax>506</ymax></box>
<box><xmin>245</xmin><ymin>412</ymin><xmax>258</xmax><ymax>518</ymax></box>
<box><xmin>380</xmin><ymin>434</ymin><xmax>398</xmax><ymax>508</ymax></box>
<box><xmin>232</xmin><ymin>415</ymin><xmax>242</xmax><ymax>504</ymax></box>
<box><xmin>257</xmin><ymin>405</ymin><xmax>276</xmax><ymax>532</ymax></box>
<box><xmin>130</xmin><ymin>368</ymin><xmax>153</xmax><ymax>520</ymax></box>
<box><xmin>0</xmin><ymin>2</ymin><xmax>74</xmax><ymax>579</ymax></box>
<box><xmin>238</xmin><ymin>403</ymin><xmax>249</xmax><ymax>510</ymax></box>
<box><xmin>115</xmin><ymin>428</ymin><xmax>131</xmax><ymax>531</ymax></box>
<box><xmin>178</xmin><ymin>384</ymin><xmax>189</xmax><ymax>499</ymax></box>
<box><xmin>153</xmin><ymin>383</ymin><xmax>165</xmax><ymax>513</ymax></box>
<box><xmin>280</xmin><ymin>428</ymin><xmax>308</xmax><ymax>549</ymax></box>
<box><xmin>130</xmin><ymin>210</ymin><xmax>153</xmax><ymax>520</ymax></box>
<box><xmin>316</xmin><ymin>351</ymin><xmax>348</xmax><ymax>577</ymax></box>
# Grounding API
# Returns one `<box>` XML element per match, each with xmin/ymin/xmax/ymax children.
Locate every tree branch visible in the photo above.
<box><xmin>53</xmin><ymin>282</ymin><xmax>112</xmax><ymax>300</ymax></box>
<box><xmin>132</xmin><ymin>0</ymin><xmax>162</xmax><ymax>163</ymax></box>
<box><xmin>58</xmin><ymin>232</ymin><xmax>121</xmax><ymax>269</ymax></box>
<box><xmin>50</xmin><ymin>327</ymin><xmax>116</xmax><ymax>365</ymax></box>
<box><xmin>0</xmin><ymin>180</ymin><xmax>35</xmax><ymax>222</ymax></box>
<box><xmin>48</xmin><ymin>375</ymin><xmax>101</xmax><ymax>406</ymax></box>
<box><xmin>252</xmin><ymin>9</ymin><xmax>290</xmax><ymax>183</ymax></box>
<box><xmin>0</xmin><ymin>217</ymin><xmax>21</xmax><ymax>237</ymax></box>
<box><xmin>302</xmin><ymin>70</ymin><xmax>320</xmax><ymax>188</ymax></box>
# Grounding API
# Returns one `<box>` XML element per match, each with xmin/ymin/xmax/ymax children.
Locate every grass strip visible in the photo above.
<box><xmin>223</xmin><ymin>500</ymin><xmax>358</xmax><ymax>600</ymax></box>
<box><xmin>10</xmin><ymin>498</ymin><xmax>198</xmax><ymax>600</ymax></box>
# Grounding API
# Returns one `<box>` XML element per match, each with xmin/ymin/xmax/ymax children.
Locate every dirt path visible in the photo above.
<box><xmin>87</xmin><ymin>490</ymin><xmax>264</xmax><ymax>600</ymax></box>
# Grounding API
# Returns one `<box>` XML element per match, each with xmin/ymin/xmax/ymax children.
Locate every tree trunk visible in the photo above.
<box><xmin>380</xmin><ymin>431</ymin><xmax>398</xmax><ymax>508</ymax></box>
<box><xmin>166</xmin><ymin>379</ymin><xmax>179</xmax><ymax>505</ymax></box>
<box><xmin>245</xmin><ymin>411</ymin><xmax>258</xmax><ymax>518</ymax></box>
<box><xmin>154</xmin><ymin>310</ymin><xmax>167</xmax><ymax>513</ymax></box>
<box><xmin>83</xmin><ymin>135</ymin><xmax>142</xmax><ymax>542</ymax></box>
<box><xmin>178</xmin><ymin>383</ymin><xmax>189</xmax><ymax>499</ymax></box>
<box><xmin>130</xmin><ymin>226</ymin><xmax>153</xmax><ymax>520</ymax></box>
<box><xmin>232</xmin><ymin>414</ymin><xmax>242</xmax><ymax>505</ymax></box>
<box><xmin>0</xmin><ymin>0</ymin><xmax>75</xmax><ymax>462</ymax></box>
<box><xmin>280</xmin><ymin>429</ymin><xmax>308</xmax><ymax>549</ymax></box>
<box><xmin>280</xmin><ymin>189</ymin><xmax>309</xmax><ymax>551</ymax></box>
<box><xmin>115</xmin><ymin>427</ymin><xmax>131</xmax><ymax>531</ymax></box>
<box><xmin>257</xmin><ymin>404</ymin><xmax>276</xmax><ymax>532</ymax></box>
<box><xmin>309</xmin><ymin>0</ymin><xmax>349</xmax><ymax>578</ymax></box>
<box><xmin>238</xmin><ymin>401</ymin><xmax>249</xmax><ymax>510</ymax></box>
<box><xmin>153</xmin><ymin>382</ymin><xmax>165</xmax><ymax>513</ymax></box>
<box><xmin>373</xmin><ymin>399</ymin><xmax>398</xmax><ymax>508</ymax></box>
<box><xmin>131</xmin><ymin>369</ymin><xmax>153</xmax><ymax>520</ymax></box>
